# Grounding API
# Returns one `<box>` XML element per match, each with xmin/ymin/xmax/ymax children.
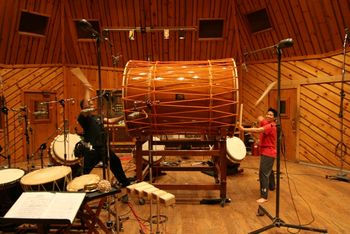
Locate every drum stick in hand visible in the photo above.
<box><xmin>70</xmin><ymin>68</ymin><xmax>93</xmax><ymax>90</ymax></box>
<box><xmin>255</xmin><ymin>81</ymin><xmax>276</xmax><ymax>106</ymax></box>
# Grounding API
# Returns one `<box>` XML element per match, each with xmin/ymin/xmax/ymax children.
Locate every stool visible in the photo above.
<box><xmin>76</xmin><ymin>187</ymin><xmax>121</xmax><ymax>233</ymax></box>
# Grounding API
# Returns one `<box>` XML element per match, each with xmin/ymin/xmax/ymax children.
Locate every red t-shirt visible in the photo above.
<box><xmin>259</xmin><ymin>119</ymin><xmax>277</xmax><ymax>158</ymax></box>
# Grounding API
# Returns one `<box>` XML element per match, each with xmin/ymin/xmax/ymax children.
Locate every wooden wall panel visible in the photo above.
<box><xmin>240</xmin><ymin>51</ymin><xmax>350</xmax><ymax>170</ymax></box>
<box><xmin>0</xmin><ymin>64</ymin><xmax>124</xmax><ymax>166</ymax></box>
<box><xmin>2</xmin><ymin>0</ymin><xmax>350</xmax><ymax>68</ymax></box>
<box><xmin>0</xmin><ymin>0</ymin><xmax>62</xmax><ymax>65</ymax></box>
<box><xmin>0</xmin><ymin>65</ymin><xmax>64</xmax><ymax>166</ymax></box>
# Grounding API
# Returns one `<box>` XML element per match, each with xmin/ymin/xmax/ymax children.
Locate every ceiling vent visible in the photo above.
<box><xmin>246</xmin><ymin>9</ymin><xmax>271</xmax><ymax>33</ymax></box>
<box><xmin>19</xmin><ymin>11</ymin><xmax>49</xmax><ymax>36</ymax></box>
<box><xmin>199</xmin><ymin>19</ymin><xmax>224</xmax><ymax>39</ymax></box>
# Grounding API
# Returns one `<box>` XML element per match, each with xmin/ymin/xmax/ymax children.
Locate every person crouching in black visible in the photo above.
<box><xmin>77</xmin><ymin>85</ymin><xmax>131</xmax><ymax>188</ymax></box>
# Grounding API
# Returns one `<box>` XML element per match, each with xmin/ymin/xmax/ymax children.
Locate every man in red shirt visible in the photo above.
<box><xmin>239</xmin><ymin>107</ymin><xmax>277</xmax><ymax>203</ymax></box>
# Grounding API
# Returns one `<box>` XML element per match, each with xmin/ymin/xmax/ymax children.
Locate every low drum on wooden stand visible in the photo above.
<box><xmin>67</xmin><ymin>174</ymin><xmax>100</xmax><ymax>192</ymax></box>
<box><xmin>20</xmin><ymin>166</ymin><xmax>72</xmax><ymax>191</ymax></box>
<box><xmin>0</xmin><ymin>168</ymin><xmax>25</xmax><ymax>216</ymax></box>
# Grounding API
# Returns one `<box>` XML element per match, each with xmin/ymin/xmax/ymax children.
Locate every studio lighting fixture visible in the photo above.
<box><xmin>129</xmin><ymin>29</ymin><xmax>135</xmax><ymax>40</ymax></box>
<box><xmin>179</xmin><ymin>29</ymin><xmax>185</xmax><ymax>40</ymax></box>
<box><xmin>104</xmin><ymin>26</ymin><xmax>196</xmax><ymax>40</ymax></box>
<box><xmin>164</xmin><ymin>29</ymin><xmax>170</xmax><ymax>39</ymax></box>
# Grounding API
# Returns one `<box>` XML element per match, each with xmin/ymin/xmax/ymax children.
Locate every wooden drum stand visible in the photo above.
<box><xmin>134</xmin><ymin>136</ymin><xmax>228</xmax><ymax>206</ymax></box>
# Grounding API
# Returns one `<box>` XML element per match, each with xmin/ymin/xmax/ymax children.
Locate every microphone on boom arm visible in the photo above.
<box><xmin>78</xmin><ymin>19</ymin><xmax>100</xmax><ymax>37</ymax></box>
<box><xmin>276</xmin><ymin>38</ymin><xmax>294</xmax><ymax>49</ymax></box>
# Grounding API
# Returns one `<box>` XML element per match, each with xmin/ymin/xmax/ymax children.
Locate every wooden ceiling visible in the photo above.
<box><xmin>1</xmin><ymin>0</ymin><xmax>350</xmax><ymax>68</ymax></box>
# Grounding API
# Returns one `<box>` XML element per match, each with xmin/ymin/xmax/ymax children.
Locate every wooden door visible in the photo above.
<box><xmin>23</xmin><ymin>91</ymin><xmax>58</xmax><ymax>165</ymax></box>
<box><xmin>269</xmin><ymin>88</ymin><xmax>297</xmax><ymax>161</ymax></box>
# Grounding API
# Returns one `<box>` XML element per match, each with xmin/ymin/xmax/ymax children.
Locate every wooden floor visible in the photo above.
<box><xmin>101</xmin><ymin>155</ymin><xmax>349</xmax><ymax>234</ymax></box>
<box><xmin>2</xmin><ymin>155</ymin><xmax>350</xmax><ymax>234</ymax></box>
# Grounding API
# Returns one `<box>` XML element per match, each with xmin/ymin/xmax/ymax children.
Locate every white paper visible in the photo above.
<box><xmin>4</xmin><ymin>192</ymin><xmax>85</xmax><ymax>224</ymax></box>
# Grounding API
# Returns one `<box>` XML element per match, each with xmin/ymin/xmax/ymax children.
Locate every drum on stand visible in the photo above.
<box><xmin>226</xmin><ymin>136</ymin><xmax>247</xmax><ymax>163</ymax></box>
<box><xmin>67</xmin><ymin>174</ymin><xmax>100</xmax><ymax>192</ymax></box>
<box><xmin>20</xmin><ymin>166</ymin><xmax>72</xmax><ymax>191</ymax></box>
<box><xmin>123</xmin><ymin>59</ymin><xmax>239</xmax><ymax>137</ymax></box>
<box><xmin>0</xmin><ymin>168</ymin><xmax>25</xmax><ymax>216</ymax></box>
<box><xmin>49</xmin><ymin>133</ymin><xmax>82</xmax><ymax>166</ymax></box>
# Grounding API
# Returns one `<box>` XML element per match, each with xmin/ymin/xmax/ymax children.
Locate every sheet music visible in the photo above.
<box><xmin>4</xmin><ymin>192</ymin><xmax>85</xmax><ymax>224</ymax></box>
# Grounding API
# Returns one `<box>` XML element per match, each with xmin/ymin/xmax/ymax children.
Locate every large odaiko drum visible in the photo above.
<box><xmin>123</xmin><ymin>59</ymin><xmax>239</xmax><ymax>137</ymax></box>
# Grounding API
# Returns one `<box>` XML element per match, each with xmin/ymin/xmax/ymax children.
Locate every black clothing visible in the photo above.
<box><xmin>78</xmin><ymin>115</ymin><xmax>106</xmax><ymax>147</ymax></box>
<box><xmin>259</xmin><ymin>155</ymin><xmax>275</xmax><ymax>199</ymax></box>
<box><xmin>77</xmin><ymin>113</ymin><xmax>130</xmax><ymax>186</ymax></box>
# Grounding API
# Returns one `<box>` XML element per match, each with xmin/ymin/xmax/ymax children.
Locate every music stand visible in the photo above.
<box><xmin>247</xmin><ymin>39</ymin><xmax>327</xmax><ymax>234</ymax></box>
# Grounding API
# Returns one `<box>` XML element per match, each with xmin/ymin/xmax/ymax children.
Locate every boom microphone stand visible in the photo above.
<box><xmin>326</xmin><ymin>28</ymin><xmax>350</xmax><ymax>183</ymax></box>
<box><xmin>80</xmin><ymin>21</ymin><xmax>122</xmax><ymax>233</ymax></box>
<box><xmin>78</xmin><ymin>19</ymin><xmax>108</xmax><ymax>180</ymax></box>
<box><xmin>1</xmin><ymin>96</ymin><xmax>10</xmax><ymax>168</ymax></box>
<box><xmin>246</xmin><ymin>39</ymin><xmax>327</xmax><ymax>234</ymax></box>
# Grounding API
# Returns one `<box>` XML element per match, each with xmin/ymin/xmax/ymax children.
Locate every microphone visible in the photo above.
<box><xmin>344</xmin><ymin>28</ymin><xmax>350</xmax><ymax>43</ymax></box>
<box><xmin>58</xmin><ymin>98</ymin><xmax>75</xmax><ymax>105</ymax></box>
<box><xmin>80</xmin><ymin>108</ymin><xmax>95</xmax><ymax>113</ymax></box>
<box><xmin>277</xmin><ymin>38</ymin><xmax>294</xmax><ymax>49</ymax></box>
<box><xmin>102</xmin><ymin>29</ymin><xmax>113</xmax><ymax>47</ymax></box>
<box><xmin>78</xmin><ymin>19</ymin><xmax>99</xmax><ymax>37</ymax></box>
<box><xmin>112</xmin><ymin>55</ymin><xmax>121</xmax><ymax>65</ymax></box>
<box><xmin>66</xmin><ymin>98</ymin><xmax>75</xmax><ymax>104</ymax></box>
<box><xmin>11</xmin><ymin>106</ymin><xmax>27</xmax><ymax>112</ymax></box>
<box><xmin>102</xmin><ymin>29</ymin><xmax>113</xmax><ymax>46</ymax></box>
<box><xmin>102</xmin><ymin>29</ymin><xmax>109</xmax><ymax>39</ymax></box>
<box><xmin>127</xmin><ymin>109</ymin><xmax>148</xmax><ymax>120</ymax></box>
<box><xmin>33</xmin><ymin>111</ymin><xmax>48</xmax><ymax>116</ymax></box>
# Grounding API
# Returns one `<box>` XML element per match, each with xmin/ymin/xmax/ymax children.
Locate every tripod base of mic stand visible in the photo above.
<box><xmin>249</xmin><ymin>205</ymin><xmax>328</xmax><ymax>234</ymax></box>
<box><xmin>326</xmin><ymin>172</ymin><xmax>350</xmax><ymax>183</ymax></box>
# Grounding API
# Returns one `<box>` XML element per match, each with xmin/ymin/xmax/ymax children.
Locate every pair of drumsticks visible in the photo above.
<box><xmin>70</xmin><ymin>67</ymin><xmax>93</xmax><ymax>91</ymax></box>
<box><xmin>239</xmin><ymin>81</ymin><xmax>276</xmax><ymax>125</ymax></box>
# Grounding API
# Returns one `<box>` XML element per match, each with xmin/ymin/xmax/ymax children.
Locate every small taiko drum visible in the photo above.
<box><xmin>67</xmin><ymin>174</ymin><xmax>100</xmax><ymax>192</ymax></box>
<box><xmin>20</xmin><ymin>166</ymin><xmax>72</xmax><ymax>192</ymax></box>
<box><xmin>142</xmin><ymin>136</ymin><xmax>165</xmax><ymax>164</ymax></box>
<box><xmin>0</xmin><ymin>168</ymin><xmax>25</xmax><ymax>216</ymax></box>
<box><xmin>226</xmin><ymin>137</ymin><xmax>246</xmax><ymax>162</ymax></box>
<box><xmin>123</xmin><ymin>59</ymin><xmax>239</xmax><ymax>137</ymax></box>
<box><xmin>50</xmin><ymin>133</ymin><xmax>82</xmax><ymax>165</ymax></box>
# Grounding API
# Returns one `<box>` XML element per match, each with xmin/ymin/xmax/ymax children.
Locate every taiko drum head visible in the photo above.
<box><xmin>226</xmin><ymin>137</ymin><xmax>246</xmax><ymax>162</ymax></box>
<box><xmin>50</xmin><ymin>133</ymin><xmax>82</xmax><ymax>165</ymax></box>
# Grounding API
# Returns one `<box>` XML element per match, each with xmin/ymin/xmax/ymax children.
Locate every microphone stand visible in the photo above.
<box><xmin>326</xmin><ymin>28</ymin><xmax>350</xmax><ymax>183</ymax></box>
<box><xmin>103</xmin><ymin>28</ymin><xmax>122</xmax><ymax>234</ymax></box>
<box><xmin>41</xmin><ymin>98</ymin><xmax>74</xmax><ymax>164</ymax></box>
<box><xmin>59</xmin><ymin>99</ymin><xmax>68</xmax><ymax>162</ymax></box>
<box><xmin>78</xmin><ymin>19</ymin><xmax>106</xmax><ymax>178</ymax></box>
<box><xmin>1</xmin><ymin>97</ymin><xmax>10</xmax><ymax>168</ymax></box>
<box><xmin>32</xmin><ymin>128</ymin><xmax>61</xmax><ymax>168</ymax></box>
<box><xmin>95</xmin><ymin>33</ymin><xmax>108</xmax><ymax>180</ymax></box>
<box><xmin>22</xmin><ymin>108</ymin><xmax>32</xmax><ymax>171</ymax></box>
<box><xmin>246</xmin><ymin>40</ymin><xmax>327</xmax><ymax>234</ymax></box>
